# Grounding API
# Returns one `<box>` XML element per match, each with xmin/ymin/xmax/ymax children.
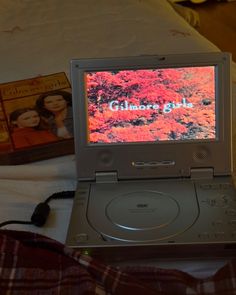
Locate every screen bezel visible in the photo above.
<box><xmin>71</xmin><ymin>53</ymin><xmax>232</xmax><ymax>181</ymax></box>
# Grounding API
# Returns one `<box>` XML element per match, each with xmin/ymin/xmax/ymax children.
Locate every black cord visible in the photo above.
<box><xmin>0</xmin><ymin>190</ymin><xmax>75</xmax><ymax>228</ymax></box>
<box><xmin>44</xmin><ymin>190</ymin><xmax>75</xmax><ymax>204</ymax></box>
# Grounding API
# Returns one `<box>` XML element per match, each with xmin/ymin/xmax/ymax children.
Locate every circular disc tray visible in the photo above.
<box><xmin>106</xmin><ymin>191</ymin><xmax>180</xmax><ymax>231</ymax></box>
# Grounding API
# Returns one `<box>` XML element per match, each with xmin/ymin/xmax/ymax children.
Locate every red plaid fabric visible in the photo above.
<box><xmin>0</xmin><ymin>230</ymin><xmax>235</xmax><ymax>295</ymax></box>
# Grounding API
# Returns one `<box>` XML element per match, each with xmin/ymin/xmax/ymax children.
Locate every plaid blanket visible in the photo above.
<box><xmin>0</xmin><ymin>230</ymin><xmax>235</xmax><ymax>295</ymax></box>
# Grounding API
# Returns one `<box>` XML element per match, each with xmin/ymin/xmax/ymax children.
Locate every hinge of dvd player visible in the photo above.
<box><xmin>190</xmin><ymin>167</ymin><xmax>213</xmax><ymax>179</ymax></box>
<box><xmin>95</xmin><ymin>171</ymin><xmax>118</xmax><ymax>183</ymax></box>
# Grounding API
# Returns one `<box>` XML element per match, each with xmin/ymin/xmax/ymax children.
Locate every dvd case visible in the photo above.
<box><xmin>0</xmin><ymin>73</ymin><xmax>74</xmax><ymax>164</ymax></box>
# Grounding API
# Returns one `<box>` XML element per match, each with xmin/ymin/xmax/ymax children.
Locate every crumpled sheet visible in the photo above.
<box><xmin>0</xmin><ymin>229</ymin><xmax>236</xmax><ymax>295</ymax></box>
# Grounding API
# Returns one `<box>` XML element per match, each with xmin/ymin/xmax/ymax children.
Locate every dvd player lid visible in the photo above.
<box><xmin>70</xmin><ymin>52</ymin><xmax>232</xmax><ymax>181</ymax></box>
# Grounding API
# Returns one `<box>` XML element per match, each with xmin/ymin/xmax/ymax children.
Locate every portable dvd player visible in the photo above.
<box><xmin>66</xmin><ymin>52</ymin><xmax>236</xmax><ymax>260</ymax></box>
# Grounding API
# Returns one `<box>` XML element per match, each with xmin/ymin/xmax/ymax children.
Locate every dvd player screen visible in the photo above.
<box><xmin>85</xmin><ymin>66</ymin><xmax>216</xmax><ymax>144</ymax></box>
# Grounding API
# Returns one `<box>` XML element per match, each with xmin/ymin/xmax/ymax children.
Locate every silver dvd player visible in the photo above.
<box><xmin>66</xmin><ymin>52</ymin><xmax>236</xmax><ymax>260</ymax></box>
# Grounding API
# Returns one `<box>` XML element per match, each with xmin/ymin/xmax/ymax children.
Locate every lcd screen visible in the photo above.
<box><xmin>85</xmin><ymin>66</ymin><xmax>216</xmax><ymax>144</ymax></box>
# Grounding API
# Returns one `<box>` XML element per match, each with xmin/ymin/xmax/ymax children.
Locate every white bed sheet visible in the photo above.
<box><xmin>0</xmin><ymin>0</ymin><xmax>235</xmax><ymax>278</ymax></box>
<box><xmin>0</xmin><ymin>0</ymin><xmax>220</xmax><ymax>83</ymax></box>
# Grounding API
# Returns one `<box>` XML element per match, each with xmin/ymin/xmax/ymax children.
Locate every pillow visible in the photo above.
<box><xmin>0</xmin><ymin>0</ymin><xmax>218</xmax><ymax>83</ymax></box>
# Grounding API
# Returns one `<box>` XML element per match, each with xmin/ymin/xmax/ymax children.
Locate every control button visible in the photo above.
<box><xmin>231</xmin><ymin>232</ymin><xmax>236</xmax><ymax>239</ymax></box>
<box><xmin>212</xmin><ymin>220</ymin><xmax>223</xmax><ymax>226</ymax></box>
<box><xmin>225</xmin><ymin>209</ymin><xmax>236</xmax><ymax>216</ymax></box>
<box><xmin>211</xmin><ymin>184</ymin><xmax>222</xmax><ymax>190</ymax></box>
<box><xmin>77</xmin><ymin>202</ymin><xmax>85</xmax><ymax>206</ymax></box>
<box><xmin>75</xmin><ymin>233</ymin><xmax>89</xmax><ymax>243</ymax></box>
<box><xmin>200</xmin><ymin>183</ymin><xmax>232</xmax><ymax>190</ymax></box>
<box><xmin>229</xmin><ymin>220</ymin><xmax>236</xmax><ymax>226</ymax></box>
<box><xmin>200</xmin><ymin>184</ymin><xmax>212</xmax><ymax>190</ymax></box>
<box><xmin>78</xmin><ymin>190</ymin><xmax>88</xmax><ymax>195</ymax></box>
<box><xmin>214</xmin><ymin>232</ymin><xmax>225</xmax><ymax>239</ymax></box>
<box><xmin>203</xmin><ymin>198</ymin><xmax>228</xmax><ymax>208</ymax></box>
<box><xmin>219</xmin><ymin>194</ymin><xmax>231</xmax><ymax>204</ymax></box>
<box><xmin>75</xmin><ymin>197</ymin><xmax>86</xmax><ymax>205</ymax></box>
<box><xmin>220</xmin><ymin>183</ymin><xmax>232</xmax><ymax>189</ymax></box>
<box><xmin>198</xmin><ymin>232</ymin><xmax>210</xmax><ymax>239</ymax></box>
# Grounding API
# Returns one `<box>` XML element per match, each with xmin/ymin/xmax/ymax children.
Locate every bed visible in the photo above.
<box><xmin>0</xmin><ymin>0</ymin><xmax>236</xmax><ymax>294</ymax></box>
